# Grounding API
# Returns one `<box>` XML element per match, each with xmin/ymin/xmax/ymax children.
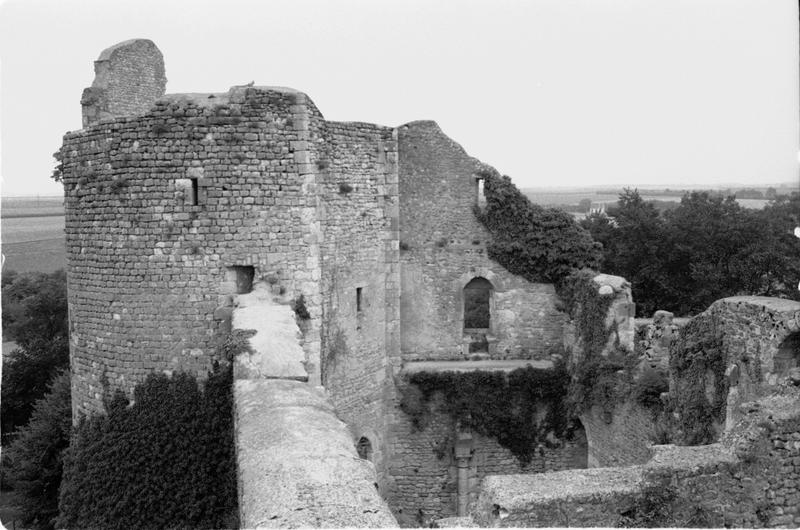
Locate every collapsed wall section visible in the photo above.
<box><xmin>670</xmin><ymin>296</ymin><xmax>800</xmax><ymax>435</ymax></box>
<box><xmin>81</xmin><ymin>39</ymin><xmax>167</xmax><ymax>127</ymax></box>
<box><xmin>471</xmin><ymin>387</ymin><xmax>800</xmax><ymax>528</ymax></box>
<box><xmin>59</xmin><ymin>86</ymin><xmax>323</xmax><ymax>416</ymax></box>
<box><xmin>397</xmin><ymin>121</ymin><xmax>566</xmax><ymax>361</ymax></box>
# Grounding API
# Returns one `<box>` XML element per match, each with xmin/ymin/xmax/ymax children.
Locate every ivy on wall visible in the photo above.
<box><xmin>56</xmin><ymin>364</ymin><xmax>237</xmax><ymax>529</ymax></box>
<box><xmin>668</xmin><ymin>316</ymin><xmax>727</xmax><ymax>445</ymax></box>
<box><xmin>475</xmin><ymin>169</ymin><xmax>602</xmax><ymax>284</ymax></box>
<box><xmin>558</xmin><ymin>269</ymin><xmax>639</xmax><ymax>416</ymax></box>
<box><xmin>399</xmin><ymin>364</ymin><xmax>574</xmax><ymax>464</ymax></box>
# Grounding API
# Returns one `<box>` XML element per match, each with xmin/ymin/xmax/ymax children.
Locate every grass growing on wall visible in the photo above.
<box><xmin>400</xmin><ymin>364</ymin><xmax>573</xmax><ymax>464</ymax></box>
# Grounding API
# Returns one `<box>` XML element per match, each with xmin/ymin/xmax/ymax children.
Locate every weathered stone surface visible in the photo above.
<box><xmin>401</xmin><ymin>359</ymin><xmax>553</xmax><ymax>375</ymax></box>
<box><xmin>235</xmin><ymin>379</ymin><xmax>397</xmax><ymax>528</ymax></box>
<box><xmin>232</xmin><ymin>283</ymin><xmax>307</xmax><ymax>380</ymax></box>
<box><xmin>81</xmin><ymin>39</ymin><xmax>166</xmax><ymax>127</ymax></box>
<box><xmin>472</xmin><ymin>466</ymin><xmax>644</xmax><ymax>527</ymax></box>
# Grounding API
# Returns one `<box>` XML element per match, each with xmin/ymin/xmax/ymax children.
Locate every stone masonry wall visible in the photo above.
<box><xmin>386</xmin><ymin>379</ymin><xmax>587</xmax><ymax>525</ymax></box>
<box><xmin>59</xmin><ymin>86</ymin><xmax>324</xmax><ymax>416</ymax></box>
<box><xmin>313</xmin><ymin>116</ymin><xmax>400</xmax><ymax>492</ymax></box>
<box><xmin>397</xmin><ymin>121</ymin><xmax>566</xmax><ymax>361</ymax></box>
<box><xmin>671</xmin><ymin>297</ymin><xmax>800</xmax><ymax>433</ymax></box>
<box><xmin>471</xmin><ymin>386</ymin><xmax>800</xmax><ymax>528</ymax></box>
<box><xmin>81</xmin><ymin>39</ymin><xmax>166</xmax><ymax>127</ymax></box>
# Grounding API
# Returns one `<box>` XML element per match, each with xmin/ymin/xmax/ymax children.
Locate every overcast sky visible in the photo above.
<box><xmin>1</xmin><ymin>0</ymin><xmax>798</xmax><ymax>197</ymax></box>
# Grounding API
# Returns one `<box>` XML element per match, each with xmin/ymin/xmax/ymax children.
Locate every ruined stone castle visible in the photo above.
<box><xmin>57</xmin><ymin>39</ymin><xmax>800</xmax><ymax>528</ymax></box>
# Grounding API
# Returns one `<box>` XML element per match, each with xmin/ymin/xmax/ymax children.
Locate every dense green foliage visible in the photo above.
<box><xmin>1</xmin><ymin>371</ymin><xmax>72</xmax><ymax>530</ymax></box>
<box><xmin>57</xmin><ymin>366</ymin><xmax>237</xmax><ymax>530</ymax></box>
<box><xmin>2</xmin><ymin>269</ymin><xmax>69</xmax><ymax>441</ymax></box>
<box><xmin>582</xmin><ymin>190</ymin><xmax>800</xmax><ymax>316</ymax></box>
<box><xmin>667</xmin><ymin>316</ymin><xmax>727</xmax><ymax>445</ymax></box>
<box><xmin>476</xmin><ymin>170</ymin><xmax>602</xmax><ymax>283</ymax></box>
<box><xmin>400</xmin><ymin>365</ymin><xmax>573</xmax><ymax>464</ymax></box>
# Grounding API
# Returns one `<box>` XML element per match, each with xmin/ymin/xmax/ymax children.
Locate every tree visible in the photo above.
<box><xmin>577</xmin><ymin>198</ymin><xmax>592</xmax><ymax>213</ymax></box>
<box><xmin>581</xmin><ymin>189</ymin><xmax>667</xmax><ymax>316</ymax></box>
<box><xmin>1</xmin><ymin>370</ymin><xmax>72</xmax><ymax>530</ymax></box>
<box><xmin>2</xmin><ymin>269</ymin><xmax>69</xmax><ymax>440</ymax></box>
<box><xmin>580</xmin><ymin>190</ymin><xmax>799</xmax><ymax>316</ymax></box>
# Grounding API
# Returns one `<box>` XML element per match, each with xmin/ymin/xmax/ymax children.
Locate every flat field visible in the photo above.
<box><xmin>1</xmin><ymin>215</ymin><xmax>66</xmax><ymax>273</ymax></box>
<box><xmin>1</xmin><ymin>196</ymin><xmax>64</xmax><ymax>218</ymax></box>
<box><xmin>522</xmin><ymin>189</ymin><xmax>774</xmax><ymax>210</ymax></box>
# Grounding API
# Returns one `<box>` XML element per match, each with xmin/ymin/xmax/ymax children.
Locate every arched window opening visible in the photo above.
<box><xmin>356</xmin><ymin>436</ymin><xmax>373</xmax><ymax>461</ymax></box>
<box><xmin>463</xmin><ymin>277</ymin><xmax>492</xmax><ymax>330</ymax></box>
<box><xmin>774</xmin><ymin>332</ymin><xmax>800</xmax><ymax>379</ymax></box>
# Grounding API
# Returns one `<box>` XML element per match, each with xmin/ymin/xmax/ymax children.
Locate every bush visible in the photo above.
<box><xmin>1</xmin><ymin>370</ymin><xmax>71</xmax><ymax>530</ymax></box>
<box><xmin>292</xmin><ymin>294</ymin><xmax>311</xmax><ymax>320</ymax></box>
<box><xmin>57</xmin><ymin>365</ymin><xmax>237</xmax><ymax>529</ymax></box>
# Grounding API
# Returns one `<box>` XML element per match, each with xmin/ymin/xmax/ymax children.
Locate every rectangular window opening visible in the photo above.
<box><xmin>228</xmin><ymin>266</ymin><xmax>254</xmax><ymax>294</ymax></box>
<box><xmin>356</xmin><ymin>287</ymin><xmax>363</xmax><ymax>313</ymax></box>
<box><xmin>476</xmin><ymin>177</ymin><xmax>486</xmax><ymax>208</ymax></box>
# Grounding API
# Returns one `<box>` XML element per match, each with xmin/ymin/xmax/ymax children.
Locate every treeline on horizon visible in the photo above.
<box><xmin>580</xmin><ymin>189</ymin><xmax>800</xmax><ymax>317</ymax></box>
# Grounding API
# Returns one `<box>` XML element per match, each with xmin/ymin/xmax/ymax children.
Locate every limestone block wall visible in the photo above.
<box><xmin>81</xmin><ymin>39</ymin><xmax>166</xmax><ymax>127</ymax></box>
<box><xmin>397</xmin><ymin>121</ymin><xmax>565</xmax><ymax>361</ymax></box>
<box><xmin>312</xmin><ymin>116</ymin><xmax>401</xmax><ymax>491</ymax></box>
<box><xmin>471</xmin><ymin>387</ymin><xmax>800</xmax><ymax>528</ymax></box>
<box><xmin>385</xmin><ymin>380</ymin><xmax>587</xmax><ymax>524</ymax></box>
<box><xmin>59</xmin><ymin>86</ymin><xmax>324</xmax><ymax>416</ymax></box>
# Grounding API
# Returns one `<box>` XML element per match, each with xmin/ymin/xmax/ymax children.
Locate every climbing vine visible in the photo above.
<box><xmin>557</xmin><ymin>270</ymin><xmax>638</xmax><ymax>415</ymax></box>
<box><xmin>668</xmin><ymin>315</ymin><xmax>727</xmax><ymax>445</ymax></box>
<box><xmin>399</xmin><ymin>364</ymin><xmax>574</xmax><ymax>464</ymax></box>
<box><xmin>474</xmin><ymin>169</ymin><xmax>602</xmax><ymax>284</ymax></box>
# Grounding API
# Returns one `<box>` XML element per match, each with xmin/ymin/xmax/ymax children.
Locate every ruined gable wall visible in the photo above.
<box><xmin>312</xmin><ymin>115</ymin><xmax>400</xmax><ymax>492</ymax></box>
<box><xmin>397</xmin><ymin>121</ymin><xmax>566</xmax><ymax>362</ymax></box>
<box><xmin>81</xmin><ymin>39</ymin><xmax>166</xmax><ymax>127</ymax></box>
<box><xmin>60</xmin><ymin>87</ymin><xmax>323</xmax><ymax>416</ymax></box>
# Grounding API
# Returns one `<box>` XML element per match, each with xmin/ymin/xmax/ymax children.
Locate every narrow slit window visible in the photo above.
<box><xmin>356</xmin><ymin>287</ymin><xmax>363</xmax><ymax>313</ymax></box>
<box><xmin>476</xmin><ymin>177</ymin><xmax>486</xmax><ymax>208</ymax></box>
<box><xmin>190</xmin><ymin>178</ymin><xmax>199</xmax><ymax>205</ymax></box>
